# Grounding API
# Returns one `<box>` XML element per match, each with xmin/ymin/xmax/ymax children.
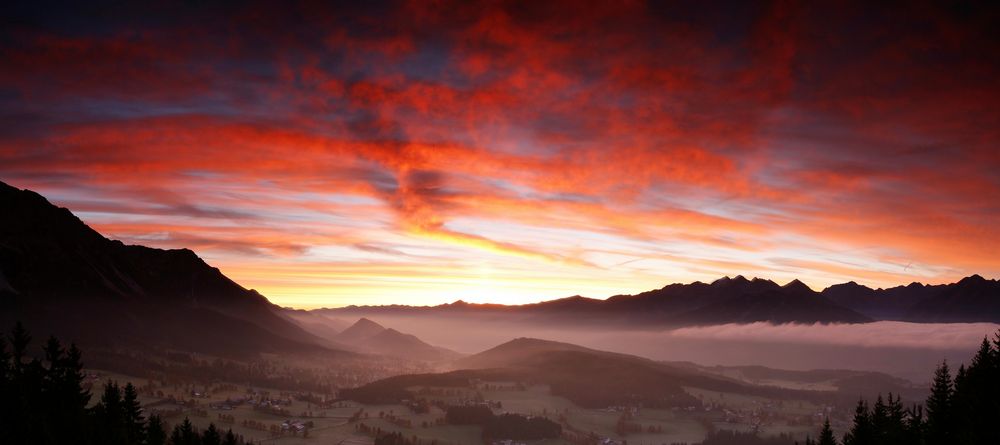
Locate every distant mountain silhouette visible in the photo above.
<box><xmin>325</xmin><ymin>273</ymin><xmax>1000</xmax><ymax>324</ymax></box>
<box><xmin>336</xmin><ymin>318</ymin><xmax>389</xmax><ymax>343</ymax></box>
<box><xmin>0</xmin><ymin>181</ymin><xmax>340</xmax><ymax>357</ymax></box>
<box><xmin>453</xmin><ymin>337</ymin><xmax>599</xmax><ymax>369</ymax></box>
<box><xmin>346</xmin><ymin>337</ymin><xmax>842</xmax><ymax>409</ymax></box>
<box><xmin>281</xmin><ymin>308</ymin><xmax>351</xmax><ymax>340</ymax></box>
<box><xmin>823</xmin><ymin>275</ymin><xmax>1000</xmax><ymax>322</ymax></box>
<box><xmin>324</xmin><ymin>275</ymin><xmax>871</xmax><ymax>325</ymax></box>
<box><xmin>332</xmin><ymin>318</ymin><xmax>460</xmax><ymax>361</ymax></box>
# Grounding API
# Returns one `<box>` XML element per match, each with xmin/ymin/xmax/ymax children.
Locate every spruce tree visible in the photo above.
<box><xmin>10</xmin><ymin>322</ymin><xmax>30</xmax><ymax>375</ymax></box>
<box><xmin>903</xmin><ymin>403</ymin><xmax>924</xmax><ymax>444</ymax></box>
<box><xmin>178</xmin><ymin>417</ymin><xmax>199</xmax><ymax>445</ymax></box>
<box><xmin>884</xmin><ymin>393</ymin><xmax>905</xmax><ymax>445</ymax></box>
<box><xmin>925</xmin><ymin>360</ymin><xmax>953</xmax><ymax>445</ymax></box>
<box><xmin>147</xmin><ymin>415</ymin><xmax>167</xmax><ymax>445</ymax></box>
<box><xmin>871</xmin><ymin>394</ymin><xmax>888</xmax><ymax>439</ymax></box>
<box><xmin>818</xmin><ymin>418</ymin><xmax>837</xmax><ymax>445</ymax></box>
<box><xmin>96</xmin><ymin>380</ymin><xmax>127</xmax><ymax>445</ymax></box>
<box><xmin>222</xmin><ymin>429</ymin><xmax>238</xmax><ymax>445</ymax></box>
<box><xmin>7</xmin><ymin>322</ymin><xmax>42</xmax><ymax>445</ymax></box>
<box><xmin>202</xmin><ymin>423</ymin><xmax>221</xmax><ymax>445</ymax></box>
<box><xmin>123</xmin><ymin>383</ymin><xmax>145</xmax><ymax>444</ymax></box>
<box><xmin>842</xmin><ymin>399</ymin><xmax>871</xmax><ymax>445</ymax></box>
<box><xmin>0</xmin><ymin>336</ymin><xmax>11</xmax><ymax>444</ymax></box>
<box><xmin>959</xmin><ymin>337</ymin><xmax>1000</xmax><ymax>445</ymax></box>
<box><xmin>169</xmin><ymin>423</ymin><xmax>185</xmax><ymax>445</ymax></box>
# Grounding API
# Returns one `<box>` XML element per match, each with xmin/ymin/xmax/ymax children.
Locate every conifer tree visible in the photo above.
<box><xmin>817</xmin><ymin>418</ymin><xmax>837</xmax><ymax>445</ymax></box>
<box><xmin>203</xmin><ymin>423</ymin><xmax>221</xmax><ymax>445</ymax></box>
<box><xmin>841</xmin><ymin>399</ymin><xmax>871</xmax><ymax>445</ymax></box>
<box><xmin>147</xmin><ymin>415</ymin><xmax>167</xmax><ymax>445</ymax></box>
<box><xmin>178</xmin><ymin>417</ymin><xmax>199</xmax><ymax>445</ymax></box>
<box><xmin>10</xmin><ymin>322</ymin><xmax>30</xmax><ymax>374</ymax></box>
<box><xmin>925</xmin><ymin>360</ymin><xmax>953</xmax><ymax>445</ymax></box>
<box><xmin>123</xmin><ymin>383</ymin><xmax>145</xmax><ymax>444</ymax></box>
<box><xmin>96</xmin><ymin>380</ymin><xmax>127</xmax><ymax>445</ymax></box>
<box><xmin>903</xmin><ymin>403</ymin><xmax>924</xmax><ymax>444</ymax></box>
<box><xmin>0</xmin><ymin>335</ymin><xmax>11</xmax><ymax>444</ymax></box>
<box><xmin>169</xmin><ymin>423</ymin><xmax>185</xmax><ymax>445</ymax></box>
<box><xmin>871</xmin><ymin>394</ymin><xmax>888</xmax><ymax>437</ymax></box>
<box><xmin>222</xmin><ymin>429</ymin><xmax>238</xmax><ymax>445</ymax></box>
<box><xmin>958</xmin><ymin>337</ymin><xmax>1000</xmax><ymax>444</ymax></box>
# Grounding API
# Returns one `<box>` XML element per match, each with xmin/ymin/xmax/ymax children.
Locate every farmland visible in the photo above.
<box><xmin>88</xmin><ymin>368</ymin><xmax>838</xmax><ymax>445</ymax></box>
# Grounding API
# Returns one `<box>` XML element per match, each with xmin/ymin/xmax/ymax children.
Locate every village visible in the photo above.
<box><xmin>79</xmin><ymin>368</ymin><xmax>848</xmax><ymax>445</ymax></box>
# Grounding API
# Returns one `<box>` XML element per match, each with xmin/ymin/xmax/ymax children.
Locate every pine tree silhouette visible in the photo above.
<box><xmin>147</xmin><ymin>415</ymin><xmax>167</xmax><ymax>445</ymax></box>
<box><xmin>203</xmin><ymin>423</ymin><xmax>222</xmax><ymax>445</ymax></box>
<box><xmin>817</xmin><ymin>418</ymin><xmax>837</xmax><ymax>445</ymax></box>
<box><xmin>841</xmin><ymin>399</ymin><xmax>871</xmax><ymax>445</ymax></box>
<box><xmin>925</xmin><ymin>360</ymin><xmax>953</xmax><ymax>444</ymax></box>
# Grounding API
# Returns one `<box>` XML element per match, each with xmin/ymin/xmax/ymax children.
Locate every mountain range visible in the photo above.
<box><xmin>324</xmin><ymin>274</ymin><xmax>1000</xmax><ymax>325</ymax></box>
<box><xmin>2</xmin><ymin>179</ymin><xmax>998</xmax><ymax>363</ymax></box>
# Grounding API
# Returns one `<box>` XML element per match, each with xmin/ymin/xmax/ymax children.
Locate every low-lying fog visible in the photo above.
<box><xmin>339</xmin><ymin>315</ymin><xmax>999</xmax><ymax>383</ymax></box>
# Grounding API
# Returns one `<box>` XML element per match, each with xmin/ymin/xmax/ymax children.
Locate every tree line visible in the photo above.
<box><xmin>0</xmin><ymin>323</ymin><xmax>247</xmax><ymax>445</ymax></box>
<box><xmin>803</xmin><ymin>329</ymin><xmax>1000</xmax><ymax>445</ymax></box>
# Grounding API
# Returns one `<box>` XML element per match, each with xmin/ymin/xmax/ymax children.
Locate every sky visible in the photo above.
<box><xmin>1</xmin><ymin>1</ymin><xmax>998</xmax><ymax>308</ymax></box>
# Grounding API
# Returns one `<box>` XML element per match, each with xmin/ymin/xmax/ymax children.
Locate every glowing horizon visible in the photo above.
<box><xmin>2</xmin><ymin>2</ymin><xmax>998</xmax><ymax>308</ymax></box>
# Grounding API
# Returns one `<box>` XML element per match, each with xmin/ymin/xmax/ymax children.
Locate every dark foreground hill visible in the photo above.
<box><xmin>0</xmin><ymin>180</ymin><xmax>339</xmax><ymax>357</ymax></box>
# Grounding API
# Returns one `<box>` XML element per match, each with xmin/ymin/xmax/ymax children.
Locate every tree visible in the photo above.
<box><xmin>842</xmin><ymin>399</ymin><xmax>871</xmax><ymax>445</ymax></box>
<box><xmin>10</xmin><ymin>322</ymin><xmax>31</xmax><ymax>374</ymax></box>
<box><xmin>0</xmin><ymin>335</ymin><xmax>13</xmax><ymax>443</ymax></box>
<box><xmin>95</xmin><ymin>380</ymin><xmax>128</xmax><ymax>445</ymax></box>
<box><xmin>925</xmin><ymin>360</ymin><xmax>953</xmax><ymax>444</ymax></box>
<box><xmin>202</xmin><ymin>423</ymin><xmax>221</xmax><ymax>445</ymax></box>
<box><xmin>222</xmin><ymin>429</ymin><xmax>238</xmax><ymax>445</ymax></box>
<box><xmin>902</xmin><ymin>403</ymin><xmax>924</xmax><ymax>444</ymax></box>
<box><xmin>123</xmin><ymin>383</ymin><xmax>145</xmax><ymax>444</ymax></box>
<box><xmin>954</xmin><ymin>337</ymin><xmax>1000</xmax><ymax>445</ymax></box>
<box><xmin>181</xmin><ymin>417</ymin><xmax>200</xmax><ymax>445</ymax></box>
<box><xmin>147</xmin><ymin>415</ymin><xmax>167</xmax><ymax>445</ymax></box>
<box><xmin>817</xmin><ymin>418</ymin><xmax>837</xmax><ymax>445</ymax></box>
<box><xmin>169</xmin><ymin>423</ymin><xmax>185</xmax><ymax>445</ymax></box>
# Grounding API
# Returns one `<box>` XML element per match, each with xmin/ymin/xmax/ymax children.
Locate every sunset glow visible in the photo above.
<box><xmin>2</xmin><ymin>1</ymin><xmax>998</xmax><ymax>308</ymax></box>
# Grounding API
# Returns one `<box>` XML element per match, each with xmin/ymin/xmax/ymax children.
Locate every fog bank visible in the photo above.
<box><xmin>334</xmin><ymin>315</ymin><xmax>999</xmax><ymax>382</ymax></box>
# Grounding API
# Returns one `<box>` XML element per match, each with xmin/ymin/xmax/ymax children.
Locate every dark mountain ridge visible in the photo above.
<box><xmin>0</xmin><ymin>180</ymin><xmax>338</xmax><ymax>357</ymax></box>
<box><xmin>321</xmin><ymin>273</ymin><xmax>1000</xmax><ymax>325</ymax></box>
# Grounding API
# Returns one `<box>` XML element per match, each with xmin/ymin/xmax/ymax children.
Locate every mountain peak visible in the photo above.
<box><xmin>783</xmin><ymin>279</ymin><xmax>813</xmax><ymax>293</ymax></box>
<box><xmin>353</xmin><ymin>317</ymin><xmax>385</xmax><ymax>330</ymax></box>
<box><xmin>712</xmin><ymin>275</ymin><xmax>750</xmax><ymax>286</ymax></box>
<box><xmin>334</xmin><ymin>317</ymin><xmax>388</xmax><ymax>343</ymax></box>
<box><xmin>959</xmin><ymin>274</ymin><xmax>987</xmax><ymax>284</ymax></box>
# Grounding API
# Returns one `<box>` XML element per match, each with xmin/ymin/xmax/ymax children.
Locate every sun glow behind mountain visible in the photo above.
<box><xmin>2</xmin><ymin>2</ymin><xmax>998</xmax><ymax>307</ymax></box>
